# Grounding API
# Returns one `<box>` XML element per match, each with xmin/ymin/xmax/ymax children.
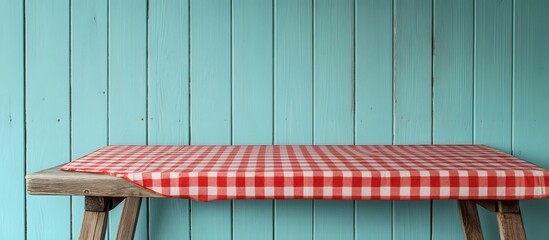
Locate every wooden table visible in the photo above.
<box><xmin>26</xmin><ymin>167</ymin><xmax>527</xmax><ymax>240</ymax></box>
<box><xmin>27</xmin><ymin>145</ymin><xmax>544</xmax><ymax>240</ymax></box>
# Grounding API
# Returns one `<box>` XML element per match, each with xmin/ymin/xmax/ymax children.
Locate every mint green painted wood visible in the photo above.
<box><xmin>232</xmin><ymin>0</ymin><xmax>273</xmax><ymax>144</ymax></box>
<box><xmin>108</xmin><ymin>0</ymin><xmax>148</xmax><ymax>239</ymax></box>
<box><xmin>149</xmin><ymin>199</ymin><xmax>189</xmax><ymax>240</ymax></box>
<box><xmin>0</xmin><ymin>0</ymin><xmax>24</xmax><ymax>238</ymax></box>
<box><xmin>514</xmin><ymin>0</ymin><xmax>549</xmax><ymax>238</ymax></box>
<box><xmin>393</xmin><ymin>0</ymin><xmax>432</xmax><ymax>239</ymax></box>
<box><xmin>274</xmin><ymin>200</ymin><xmax>313</xmax><ymax>240</ymax></box>
<box><xmin>274</xmin><ymin>0</ymin><xmax>313</xmax><ymax>144</ymax></box>
<box><xmin>354</xmin><ymin>1</ymin><xmax>393</xmax><ymax>239</ymax></box>
<box><xmin>70</xmin><ymin>0</ymin><xmax>108</xmax><ymax>238</ymax></box>
<box><xmin>25</xmin><ymin>0</ymin><xmax>71</xmax><ymax>239</ymax></box>
<box><xmin>314</xmin><ymin>0</ymin><xmax>354</xmax><ymax>144</ymax></box>
<box><xmin>148</xmin><ymin>0</ymin><xmax>190</xmax><ymax>239</ymax></box>
<box><xmin>233</xmin><ymin>200</ymin><xmax>274</xmax><ymax>240</ymax></box>
<box><xmin>191</xmin><ymin>201</ymin><xmax>232</xmax><ymax>240</ymax></box>
<box><xmin>190</xmin><ymin>0</ymin><xmax>231</xmax><ymax>145</ymax></box>
<box><xmin>189</xmin><ymin>0</ymin><xmax>233</xmax><ymax>239</ymax></box>
<box><xmin>431</xmin><ymin>0</ymin><xmax>473</xmax><ymax>239</ymax></box>
<box><xmin>474</xmin><ymin>1</ymin><xmax>513</xmax><ymax>239</ymax></box>
<box><xmin>474</xmin><ymin>0</ymin><xmax>512</xmax><ymax>153</ymax></box>
<box><xmin>393</xmin><ymin>201</ymin><xmax>431</xmax><ymax>240</ymax></box>
<box><xmin>232</xmin><ymin>1</ymin><xmax>274</xmax><ymax>239</ymax></box>
<box><xmin>356</xmin><ymin>201</ymin><xmax>392</xmax><ymax>240</ymax></box>
<box><xmin>273</xmin><ymin>1</ymin><xmax>314</xmax><ymax>238</ymax></box>
<box><xmin>355</xmin><ymin>0</ymin><xmax>393</xmax><ymax>145</ymax></box>
<box><xmin>313</xmin><ymin>1</ymin><xmax>355</xmax><ymax>239</ymax></box>
<box><xmin>315</xmin><ymin>201</ymin><xmax>354</xmax><ymax>240</ymax></box>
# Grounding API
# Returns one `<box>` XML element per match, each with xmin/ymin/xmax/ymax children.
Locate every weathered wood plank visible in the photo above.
<box><xmin>147</xmin><ymin>0</ymin><xmax>191</xmax><ymax>239</ymax></box>
<box><xmin>79</xmin><ymin>211</ymin><xmax>108</xmax><ymax>240</ymax></box>
<box><xmin>313</xmin><ymin>1</ymin><xmax>355</xmax><ymax>239</ymax></box>
<box><xmin>26</xmin><ymin>166</ymin><xmax>163</xmax><ymax>197</ymax></box>
<box><xmin>70</xmin><ymin>0</ymin><xmax>109</xmax><ymax>237</ymax></box>
<box><xmin>497</xmin><ymin>201</ymin><xmax>526</xmax><ymax>240</ymax></box>
<box><xmin>354</xmin><ymin>0</ymin><xmax>393</xmax><ymax>239</ymax></box>
<box><xmin>116</xmin><ymin>197</ymin><xmax>143</xmax><ymax>240</ymax></box>
<box><xmin>25</xmin><ymin>0</ymin><xmax>71</xmax><ymax>238</ymax></box>
<box><xmin>273</xmin><ymin>0</ymin><xmax>314</xmax><ymax>239</ymax></box>
<box><xmin>108</xmin><ymin>0</ymin><xmax>148</xmax><ymax>238</ymax></box>
<box><xmin>457</xmin><ymin>201</ymin><xmax>484</xmax><ymax>240</ymax></box>
<box><xmin>393</xmin><ymin>0</ymin><xmax>432</xmax><ymax>239</ymax></box>
<box><xmin>0</xmin><ymin>0</ymin><xmax>25</xmax><ymax>239</ymax></box>
<box><xmin>514</xmin><ymin>0</ymin><xmax>549</xmax><ymax>237</ymax></box>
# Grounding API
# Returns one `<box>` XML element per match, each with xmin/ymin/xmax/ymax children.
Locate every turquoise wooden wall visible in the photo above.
<box><xmin>1</xmin><ymin>0</ymin><xmax>549</xmax><ymax>239</ymax></box>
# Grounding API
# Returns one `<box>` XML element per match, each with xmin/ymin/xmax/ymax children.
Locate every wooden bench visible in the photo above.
<box><xmin>26</xmin><ymin>145</ymin><xmax>543</xmax><ymax>240</ymax></box>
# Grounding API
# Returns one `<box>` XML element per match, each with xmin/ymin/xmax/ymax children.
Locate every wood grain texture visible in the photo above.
<box><xmin>148</xmin><ymin>0</ymin><xmax>190</xmax><ymax>239</ymax></box>
<box><xmin>116</xmin><ymin>197</ymin><xmax>142</xmax><ymax>240</ymax></box>
<box><xmin>355</xmin><ymin>0</ymin><xmax>393</xmax><ymax>145</ymax></box>
<box><xmin>474</xmin><ymin>0</ymin><xmax>512</xmax><ymax>153</ymax></box>
<box><xmin>70</xmin><ymin>0</ymin><xmax>108</xmax><ymax>238</ymax></box>
<box><xmin>514</xmin><ymin>0</ymin><xmax>549</xmax><ymax>238</ymax></box>
<box><xmin>189</xmin><ymin>1</ymin><xmax>232</xmax><ymax>239</ymax></box>
<box><xmin>26</xmin><ymin>167</ymin><xmax>163</xmax><ymax>197</ymax></box>
<box><xmin>314</xmin><ymin>0</ymin><xmax>354</xmax><ymax>144</ymax></box>
<box><xmin>393</xmin><ymin>0</ymin><xmax>432</xmax><ymax>239</ymax></box>
<box><xmin>274</xmin><ymin>200</ymin><xmax>313</xmax><ymax>240</ymax></box>
<box><xmin>432</xmin><ymin>1</ymin><xmax>474</xmax><ymax>239</ymax></box>
<box><xmin>190</xmin><ymin>0</ymin><xmax>232</xmax><ymax>145</ymax></box>
<box><xmin>231</xmin><ymin>0</ymin><xmax>274</xmax><ymax>238</ymax></box>
<box><xmin>274</xmin><ymin>0</ymin><xmax>313</xmax><ymax>144</ymax></box>
<box><xmin>497</xmin><ymin>201</ymin><xmax>526</xmax><ymax>240</ymax></box>
<box><xmin>232</xmin><ymin>0</ymin><xmax>273</xmax><ymax>144</ymax></box>
<box><xmin>474</xmin><ymin>1</ymin><xmax>513</xmax><ymax>239</ymax></box>
<box><xmin>273</xmin><ymin>0</ymin><xmax>314</xmax><ymax>239</ymax></box>
<box><xmin>313</xmin><ymin>1</ymin><xmax>355</xmax><ymax>239</ymax></box>
<box><xmin>25</xmin><ymin>0</ymin><xmax>71</xmax><ymax>239</ymax></box>
<box><xmin>458</xmin><ymin>201</ymin><xmax>483</xmax><ymax>240</ymax></box>
<box><xmin>108</xmin><ymin>1</ymin><xmax>148</xmax><ymax>238</ymax></box>
<box><xmin>0</xmin><ymin>0</ymin><xmax>25</xmax><ymax>239</ymax></box>
<box><xmin>354</xmin><ymin>1</ymin><xmax>393</xmax><ymax>239</ymax></box>
<box><xmin>233</xmin><ymin>200</ymin><xmax>274</xmax><ymax>240</ymax></box>
<box><xmin>79</xmin><ymin>211</ymin><xmax>108</xmax><ymax>240</ymax></box>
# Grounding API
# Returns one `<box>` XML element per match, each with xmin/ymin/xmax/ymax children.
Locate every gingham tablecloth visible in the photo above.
<box><xmin>60</xmin><ymin>145</ymin><xmax>549</xmax><ymax>201</ymax></box>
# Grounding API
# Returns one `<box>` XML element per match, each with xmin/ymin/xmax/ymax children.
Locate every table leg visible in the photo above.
<box><xmin>458</xmin><ymin>200</ymin><xmax>484</xmax><ymax>240</ymax></box>
<box><xmin>79</xmin><ymin>196</ymin><xmax>113</xmax><ymax>240</ymax></box>
<box><xmin>116</xmin><ymin>197</ymin><xmax>142</xmax><ymax>240</ymax></box>
<box><xmin>496</xmin><ymin>200</ymin><xmax>526</xmax><ymax>240</ymax></box>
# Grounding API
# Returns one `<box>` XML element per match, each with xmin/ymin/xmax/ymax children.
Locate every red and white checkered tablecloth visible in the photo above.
<box><xmin>60</xmin><ymin>145</ymin><xmax>549</xmax><ymax>201</ymax></box>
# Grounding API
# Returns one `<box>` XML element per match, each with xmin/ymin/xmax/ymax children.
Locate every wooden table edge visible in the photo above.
<box><xmin>26</xmin><ymin>165</ymin><xmax>163</xmax><ymax>198</ymax></box>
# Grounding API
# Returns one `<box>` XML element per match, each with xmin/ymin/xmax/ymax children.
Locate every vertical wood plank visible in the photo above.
<box><xmin>70</xmin><ymin>0</ymin><xmax>108</xmax><ymax>238</ymax></box>
<box><xmin>232</xmin><ymin>0</ymin><xmax>273</xmax><ymax>145</ymax></box>
<box><xmin>25</xmin><ymin>0</ymin><xmax>71</xmax><ymax>239</ymax></box>
<box><xmin>314</xmin><ymin>0</ymin><xmax>354</xmax><ymax>240</ymax></box>
<box><xmin>108</xmin><ymin>0</ymin><xmax>148</xmax><ymax>239</ymax></box>
<box><xmin>314</xmin><ymin>0</ymin><xmax>354</xmax><ymax>144</ymax></box>
<box><xmin>190</xmin><ymin>0</ymin><xmax>232</xmax><ymax>239</ymax></box>
<box><xmin>393</xmin><ymin>0</ymin><xmax>432</xmax><ymax>239</ymax></box>
<box><xmin>273</xmin><ymin>1</ymin><xmax>314</xmax><ymax>238</ymax></box>
<box><xmin>148</xmin><ymin>0</ymin><xmax>190</xmax><ymax>239</ymax></box>
<box><xmin>355</xmin><ymin>0</ymin><xmax>393</xmax><ymax>145</ymax></box>
<box><xmin>432</xmin><ymin>0</ymin><xmax>473</xmax><ymax>239</ymax></box>
<box><xmin>514</xmin><ymin>0</ymin><xmax>549</xmax><ymax>238</ymax></box>
<box><xmin>457</xmin><ymin>201</ymin><xmax>483</xmax><ymax>240</ymax></box>
<box><xmin>232</xmin><ymin>0</ymin><xmax>274</xmax><ymax>239</ymax></box>
<box><xmin>0</xmin><ymin>0</ymin><xmax>25</xmax><ymax>239</ymax></box>
<box><xmin>474</xmin><ymin>0</ymin><xmax>512</xmax><ymax>152</ymax></box>
<box><xmin>274</xmin><ymin>0</ymin><xmax>313</xmax><ymax>144</ymax></box>
<box><xmin>355</xmin><ymin>0</ymin><xmax>393</xmax><ymax>239</ymax></box>
<box><xmin>190</xmin><ymin>0</ymin><xmax>232</xmax><ymax>145</ymax></box>
<box><xmin>474</xmin><ymin>1</ymin><xmax>513</xmax><ymax>239</ymax></box>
